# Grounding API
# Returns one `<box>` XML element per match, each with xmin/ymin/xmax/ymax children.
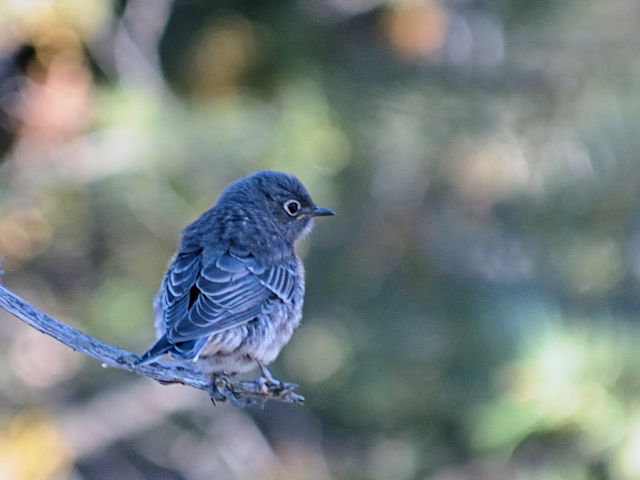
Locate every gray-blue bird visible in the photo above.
<box><xmin>136</xmin><ymin>170</ymin><xmax>334</xmax><ymax>380</ymax></box>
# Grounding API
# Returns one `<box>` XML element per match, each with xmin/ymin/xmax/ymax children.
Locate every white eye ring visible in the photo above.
<box><xmin>284</xmin><ymin>199</ymin><xmax>301</xmax><ymax>216</ymax></box>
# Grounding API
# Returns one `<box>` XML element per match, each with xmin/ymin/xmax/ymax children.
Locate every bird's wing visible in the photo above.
<box><xmin>161</xmin><ymin>251</ymin><xmax>201</xmax><ymax>328</ymax></box>
<box><xmin>162</xmin><ymin>250</ymin><xmax>298</xmax><ymax>342</ymax></box>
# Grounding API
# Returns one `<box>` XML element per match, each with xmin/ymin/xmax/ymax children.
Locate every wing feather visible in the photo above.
<box><xmin>165</xmin><ymin>253</ymin><xmax>200</xmax><ymax>302</ymax></box>
<box><xmin>256</xmin><ymin>262</ymin><xmax>297</xmax><ymax>303</ymax></box>
<box><xmin>160</xmin><ymin>250</ymin><xmax>299</xmax><ymax>345</ymax></box>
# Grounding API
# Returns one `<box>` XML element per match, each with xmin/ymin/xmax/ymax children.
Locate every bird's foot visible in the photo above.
<box><xmin>208</xmin><ymin>367</ymin><xmax>304</xmax><ymax>408</ymax></box>
<box><xmin>210</xmin><ymin>371</ymin><xmax>236</xmax><ymax>405</ymax></box>
<box><xmin>253</xmin><ymin>362</ymin><xmax>302</xmax><ymax>405</ymax></box>
<box><xmin>256</xmin><ymin>361</ymin><xmax>281</xmax><ymax>390</ymax></box>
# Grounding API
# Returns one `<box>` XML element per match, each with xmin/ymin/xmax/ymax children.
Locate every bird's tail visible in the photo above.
<box><xmin>135</xmin><ymin>335</ymin><xmax>173</xmax><ymax>366</ymax></box>
<box><xmin>135</xmin><ymin>335</ymin><xmax>207</xmax><ymax>365</ymax></box>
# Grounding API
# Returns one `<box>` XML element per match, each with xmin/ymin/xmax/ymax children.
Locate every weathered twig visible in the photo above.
<box><xmin>0</xmin><ymin>276</ymin><xmax>304</xmax><ymax>407</ymax></box>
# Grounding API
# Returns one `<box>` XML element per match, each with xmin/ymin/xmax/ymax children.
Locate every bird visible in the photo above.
<box><xmin>136</xmin><ymin>170</ymin><xmax>335</xmax><ymax>383</ymax></box>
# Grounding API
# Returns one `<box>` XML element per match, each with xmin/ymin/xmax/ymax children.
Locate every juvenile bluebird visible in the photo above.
<box><xmin>136</xmin><ymin>170</ymin><xmax>334</xmax><ymax>383</ymax></box>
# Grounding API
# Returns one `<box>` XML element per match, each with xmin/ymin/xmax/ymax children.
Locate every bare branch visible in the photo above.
<box><xmin>0</xmin><ymin>279</ymin><xmax>304</xmax><ymax>407</ymax></box>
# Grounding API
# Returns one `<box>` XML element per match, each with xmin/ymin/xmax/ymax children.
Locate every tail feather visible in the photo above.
<box><xmin>135</xmin><ymin>335</ymin><xmax>173</xmax><ymax>365</ymax></box>
<box><xmin>135</xmin><ymin>336</ymin><xmax>208</xmax><ymax>365</ymax></box>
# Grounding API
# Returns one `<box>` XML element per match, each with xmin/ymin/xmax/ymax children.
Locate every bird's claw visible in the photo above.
<box><xmin>208</xmin><ymin>369</ymin><xmax>304</xmax><ymax>407</ymax></box>
<box><xmin>209</xmin><ymin>371</ymin><xmax>236</xmax><ymax>405</ymax></box>
<box><xmin>257</xmin><ymin>373</ymin><xmax>281</xmax><ymax>392</ymax></box>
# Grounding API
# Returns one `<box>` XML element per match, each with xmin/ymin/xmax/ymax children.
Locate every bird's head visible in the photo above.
<box><xmin>219</xmin><ymin>170</ymin><xmax>335</xmax><ymax>244</ymax></box>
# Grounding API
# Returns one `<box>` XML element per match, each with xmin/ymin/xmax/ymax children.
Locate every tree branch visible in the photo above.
<box><xmin>0</xmin><ymin>277</ymin><xmax>304</xmax><ymax>407</ymax></box>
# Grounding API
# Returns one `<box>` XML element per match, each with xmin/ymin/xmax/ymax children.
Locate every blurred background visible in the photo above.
<box><xmin>1</xmin><ymin>0</ymin><xmax>640</xmax><ymax>479</ymax></box>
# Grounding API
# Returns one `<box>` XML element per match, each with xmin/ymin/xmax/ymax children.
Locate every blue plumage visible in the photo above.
<box><xmin>136</xmin><ymin>171</ymin><xmax>334</xmax><ymax>375</ymax></box>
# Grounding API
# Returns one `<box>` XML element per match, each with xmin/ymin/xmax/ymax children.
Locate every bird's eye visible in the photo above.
<box><xmin>284</xmin><ymin>199</ymin><xmax>301</xmax><ymax>216</ymax></box>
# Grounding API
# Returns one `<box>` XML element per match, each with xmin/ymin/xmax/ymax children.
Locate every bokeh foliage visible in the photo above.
<box><xmin>1</xmin><ymin>0</ymin><xmax>640</xmax><ymax>479</ymax></box>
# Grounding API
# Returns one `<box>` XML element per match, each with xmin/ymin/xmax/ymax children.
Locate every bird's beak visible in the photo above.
<box><xmin>311</xmin><ymin>205</ymin><xmax>335</xmax><ymax>217</ymax></box>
